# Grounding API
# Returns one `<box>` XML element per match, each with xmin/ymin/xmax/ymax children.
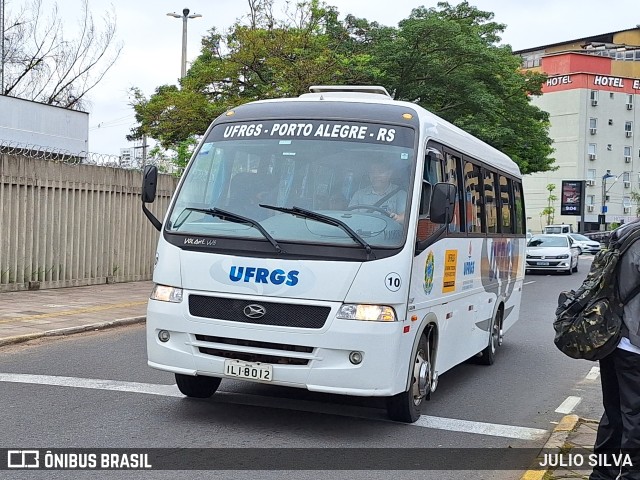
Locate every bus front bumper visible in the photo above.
<box><xmin>146</xmin><ymin>298</ymin><xmax>409</xmax><ymax>397</ymax></box>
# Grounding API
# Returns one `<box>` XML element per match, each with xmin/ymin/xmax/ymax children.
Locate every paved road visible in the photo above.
<box><xmin>0</xmin><ymin>255</ymin><xmax>604</xmax><ymax>479</ymax></box>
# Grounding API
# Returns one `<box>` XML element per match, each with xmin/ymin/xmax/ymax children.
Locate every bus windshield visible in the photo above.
<box><xmin>167</xmin><ymin>120</ymin><xmax>415</xmax><ymax>249</ymax></box>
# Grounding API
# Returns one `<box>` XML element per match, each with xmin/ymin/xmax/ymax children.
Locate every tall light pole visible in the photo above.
<box><xmin>1</xmin><ymin>0</ymin><xmax>5</xmax><ymax>94</ymax></box>
<box><xmin>601</xmin><ymin>170</ymin><xmax>617</xmax><ymax>231</ymax></box>
<box><xmin>167</xmin><ymin>8</ymin><xmax>202</xmax><ymax>79</ymax></box>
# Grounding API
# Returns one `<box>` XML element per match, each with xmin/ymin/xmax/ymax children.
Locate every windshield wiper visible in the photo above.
<box><xmin>259</xmin><ymin>204</ymin><xmax>373</xmax><ymax>259</ymax></box>
<box><xmin>174</xmin><ymin>207</ymin><xmax>284</xmax><ymax>254</ymax></box>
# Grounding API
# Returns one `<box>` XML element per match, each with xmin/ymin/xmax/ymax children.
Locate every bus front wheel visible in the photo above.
<box><xmin>175</xmin><ymin>373</ymin><xmax>221</xmax><ymax>398</ymax></box>
<box><xmin>386</xmin><ymin>333</ymin><xmax>431</xmax><ymax>423</ymax></box>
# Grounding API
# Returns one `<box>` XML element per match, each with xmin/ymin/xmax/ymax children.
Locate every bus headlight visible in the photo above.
<box><xmin>150</xmin><ymin>284</ymin><xmax>183</xmax><ymax>303</ymax></box>
<box><xmin>336</xmin><ymin>304</ymin><xmax>397</xmax><ymax>322</ymax></box>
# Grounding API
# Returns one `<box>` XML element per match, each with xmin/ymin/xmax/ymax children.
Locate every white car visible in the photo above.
<box><xmin>567</xmin><ymin>233</ymin><xmax>601</xmax><ymax>255</ymax></box>
<box><xmin>526</xmin><ymin>234</ymin><xmax>580</xmax><ymax>275</ymax></box>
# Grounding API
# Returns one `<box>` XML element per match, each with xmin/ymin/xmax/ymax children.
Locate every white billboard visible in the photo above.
<box><xmin>0</xmin><ymin>96</ymin><xmax>89</xmax><ymax>154</ymax></box>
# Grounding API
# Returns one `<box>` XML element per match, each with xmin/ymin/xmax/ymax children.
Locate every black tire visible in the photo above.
<box><xmin>572</xmin><ymin>259</ymin><xmax>578</xmax><ymax>273</ymax></box>
<box><xmin>478</xmin><ymin>309</ymin><xmax>502</xmax><ymax>366</ymax></box>
<box><xmin>386</xmin><ymin>332</ymin><xmax>432</xmax><ymax>423</ymax></box>
<box><xmin>175</xmin><ymin>373</ymin><xmax>221</xmax><ymax>398</ymax></box>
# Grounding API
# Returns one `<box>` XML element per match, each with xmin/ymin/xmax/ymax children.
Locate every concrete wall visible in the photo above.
<box><xmin>0</xmin><ymin>154</ymin><xmax>178</xmax><ymax>292</ymax></box>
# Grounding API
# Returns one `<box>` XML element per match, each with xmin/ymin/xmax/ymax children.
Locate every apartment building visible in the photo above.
<box><xmin>517</xmin><ymin>27</ymin><xmax>640</xmax><ymax>231</ymax></box>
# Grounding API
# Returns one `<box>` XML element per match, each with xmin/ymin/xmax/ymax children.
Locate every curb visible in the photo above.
<box><xmin>0</xmin><ymin>316</ymin><xmax>146</xmax><ymax>347</ymax></box>
<box><xmin>520</xmin><ymin>414</ymin><xmax>581</xmax><ymax>480</ymax></box>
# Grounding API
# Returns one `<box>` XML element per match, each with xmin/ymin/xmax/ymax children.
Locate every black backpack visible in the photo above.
<box><xmin>554</xmin><ymin>225</ymin><xmax>640</xmax><ymax>361</ymax></box>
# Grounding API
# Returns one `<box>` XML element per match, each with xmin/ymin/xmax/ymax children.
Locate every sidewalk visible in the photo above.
<box><xmin>521</xmin><ymin>415</ymin><xmax>600</xmax><ymax>480</ymax></box>
<box><xmin>0</xmin><ymin>281</ymin><xmax>152</xmax><ymax>346</ymax></box>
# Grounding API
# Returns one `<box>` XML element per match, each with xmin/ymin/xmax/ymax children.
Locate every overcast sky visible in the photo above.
<box><xmin>10</xmin><ymin>0</ymin><xmax>640</xmax><ymax>155</ymax></box>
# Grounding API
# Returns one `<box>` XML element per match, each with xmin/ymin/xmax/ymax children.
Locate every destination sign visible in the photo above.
<box><xmin>209</xmin><ymin>120</ymin><xmax>415</xmax><ymax>146</ymax></box>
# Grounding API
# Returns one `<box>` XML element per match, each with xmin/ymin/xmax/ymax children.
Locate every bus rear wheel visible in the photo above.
<box><xmin>386</xmin><ymin>333</ymin><xmax>431</xmax><ymax>423</ymax></box>
<box><xmin>175</xmin><ymin>373</ymin><xmax>221</xmax><ymax>398</ymax></box>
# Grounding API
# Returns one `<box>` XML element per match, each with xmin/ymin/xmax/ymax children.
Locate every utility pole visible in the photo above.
<box><xmin>1</xmin><ymin>0</ymin><xmax>5</xmax><ymax>94</ymax></box>
<box><xmin>142</xmin><ymin>134</ymin><xmax>147</xmax><ymax>169</ymax></box>
<box><xmin>167</xmin><ymin>8</ymin><xmax>202</xmax><ymax>79</ymax></box>
<box><xmin>580</xmin><ymin>180</ymin><xmax>585</xmax><ymax>233</ymax></box>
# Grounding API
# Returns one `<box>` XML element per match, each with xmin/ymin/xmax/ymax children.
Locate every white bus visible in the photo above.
<box><xmin>141</xmin><ymin>85</ymin><xmax>526</xmax><ymax>423</ymax></box>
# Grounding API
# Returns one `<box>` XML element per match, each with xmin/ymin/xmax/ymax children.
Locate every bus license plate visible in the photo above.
<box><xmin>538</xmin><ymin>261</ymin><xmax>549</xmax><ymax>266</ymax></box>
<box><xmin>224</xmin><ymin>359</ymin><xmax>272</xmax><ymax>382</ymax></box>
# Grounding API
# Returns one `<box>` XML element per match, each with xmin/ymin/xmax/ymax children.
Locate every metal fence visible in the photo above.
<box><xmin>0</xmin><ymin>139</ymin><xmax>127</xmax><ymax>167</ymax></box>
<box><xmin>0</xmin><ymin>139</ymin><xmax>175</xmax><ymax>170</ymax></box>
<box><xmin>0</xmin><ymin>153</ymin><xmax>178</xmax><ymax>292</ymax></box>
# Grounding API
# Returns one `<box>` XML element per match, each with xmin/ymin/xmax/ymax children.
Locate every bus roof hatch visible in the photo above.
<box><xmin>307</xmin><ymin>85</ymin><xmax>392</xmax><ymax>98</ymax></box>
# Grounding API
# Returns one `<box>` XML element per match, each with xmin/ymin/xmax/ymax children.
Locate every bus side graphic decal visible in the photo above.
<box><xmin>442</xmin><ymin>250</ymin><xmax>458</xmax><ymax>293</ymax></box>
<box><xmin>481</xmin><ymin>238</ymin><xmax>522</xmax><ymax>308</ymax></box>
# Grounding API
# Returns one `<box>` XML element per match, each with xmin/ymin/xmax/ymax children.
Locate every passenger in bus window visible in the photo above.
<box><xmin>349</xmin><ymin>160</ymin><xmax>406</xmax><ymax>222</ymax></box>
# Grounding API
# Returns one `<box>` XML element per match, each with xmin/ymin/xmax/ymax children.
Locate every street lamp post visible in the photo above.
<box><xmin>1</xmin><ymin>0</ymin><xmax>5</xmax><ymax>94</ymax></box>
<box><xmin>601</xmin><ymin>170</ymin><xmax>617</xmax><ymax>231</ymax></box>
<box><xmin>167</xmin><ymin>8</ymin><xmax>202</xmax><ymax>79</ymax></box>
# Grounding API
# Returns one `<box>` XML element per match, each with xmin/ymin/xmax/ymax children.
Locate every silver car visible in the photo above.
<box><xmin>567</xmin><ymin>233</ymin><xmax>601</xmax><ymax>255</ymax></box>
<box><xmin>526</xmin><ymin>234</ymin><xmax>580</xmax><ymax>274</ymax></box>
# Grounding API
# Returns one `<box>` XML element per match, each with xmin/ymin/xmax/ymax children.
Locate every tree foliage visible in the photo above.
<box><xmin>630</xmin><ymin>190</ymin><xmax>640</xmax><ymax>216</ymax></box>
<box><xmin>541</xmin><ymin>183</ymin><xmax>557</xmax><ymax>225</ymax></box>
<box><xmin>1</xmin><ymin>0</ymin><xmax>122</xmax><ymax>109</ymax></box>
<box><xmin>343</xmin><ymin>2</ymin><xmax>553</xmax><ymax>173</ymax></box>
<box><xmin>130</xmin><ymin>0</ymin><xmax>554</xmax><ymax>174</ymax></box>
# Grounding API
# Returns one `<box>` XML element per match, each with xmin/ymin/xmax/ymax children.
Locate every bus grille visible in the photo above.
<box><xmin>188</xmin><ymin>295</ymin><xmax>330</xmax><ymax>329</ymax></box>
<box><xmin>194</xmin><ymin>335</ymin><xmax>313</xmax><ymax>365</ymax></box>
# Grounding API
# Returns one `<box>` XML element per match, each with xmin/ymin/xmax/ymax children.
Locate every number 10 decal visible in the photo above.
<box><xmin>385</xmin><ymin>272</ymin><xmax>402</xmax><ymax>292</ymax></box>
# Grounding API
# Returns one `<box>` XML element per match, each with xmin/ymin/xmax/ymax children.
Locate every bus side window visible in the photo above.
<box><xmin>417</xmin><ymin>150</ymin><xmax>443</xmax><ymax>241</ymax></box>
<box><xmin>443</xmin><ymin>152</ymin><xmax>462</xmax><ymax>232</ymax></box>
<box><xmin>424</xmin><ymin>149</ymin><xmax>443</xmax><ymax>185</ymax></box>
<box><xmin>499</xmin><ymin>175</ymin><xmax>514</xmax><ymax>234</ymax></box>
<box><xmin>419</xmin><ymin>150</ymin><xmax>443</xmax><ymax>214</ymax></box>
<box><xmin>483</xmin><ymin>169</ymin><xmax>497</xmax><ymax>234</ymax></box>
<box><xmin>464</xmin><ymin>161</ymin><xmax>484</xmax><ymax>233</ymax></box>
<box><xmin>513</xmin><ymin>182</ymin><xmax>525</xmax><ymax>234</ymax></box>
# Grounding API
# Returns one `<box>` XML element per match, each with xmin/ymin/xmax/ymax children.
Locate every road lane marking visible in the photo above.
<box><xmin>555</xmin><ymin>396</ymin><xmax>582</xmax><ymax>414</ymax></box>
<box><xmin>0</xmin><ymin>373</ymin><xmax>548</xmax><ymax>440</ymax></box>
<box><xmin>0</xmin><ymin>373</ymin><xmax>182</xmax><ymax>397</ymax></box>
<box><xmin>523</xmin><ymin>281</ymin><xmax>536</xmax><ymax>285</ymax></box>
<box><xmin>585</xmin><ymin>366</ymin><xmax>600</xmax><ymax>380</ymax></box>
<box><xmin>411</xmin><ymin>415</ymin><xmax>546</xmax><ymax>440</ymax></box>
<box><xmin>0</xmin><ymin>301</ymin><xmax>147</xmax><ymax>325</ymax></box>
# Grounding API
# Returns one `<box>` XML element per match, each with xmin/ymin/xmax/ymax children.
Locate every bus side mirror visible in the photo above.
<box><xmin>142</xmin><ymin>165</ymin><xmax>158</xmax><ymax>203</ymax></box>
<box><xmin>141</xmin><ymin>165</ymin><xmax>162</xmax><ymax>232</ymax></box>
<box><xmin>429</xmin><ymin>182</ymin><xmax>456</xmax><ymax>224</ymax></box>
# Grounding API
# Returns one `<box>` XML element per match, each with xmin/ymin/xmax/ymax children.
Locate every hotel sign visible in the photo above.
<box><xmin>545</xmin><ymin>74</ymin><xmax>640</xmax><ymax>90</ymax></box>
<box><xmin>546</xmin><ymin>75</ymin><xmax>572</xmax><ymax>86</ymax></box>
<box><xmin>594</xmin><ymin>75</ymin><xmax>626</xmax><ymax>88</ymax></box>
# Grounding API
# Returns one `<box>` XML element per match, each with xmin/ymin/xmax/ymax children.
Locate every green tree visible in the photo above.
<box><xmin>129</xmin><ymin>0</ymin><xmax>357</xmax><ymax>151</ymax></box>
<box><xmin>630</xmin><ymin>190</ymin><xmax>640</xmax><ymax>216</ymax></box>
<box><xmin>346</xmin><ymin>2</ymin><xmax>553</xmax><ymax>174</ymax></box>
<box><xmin>147</xmin><ymin>136</ymin><xmax>197</xmax><ymax>177</ymax></box>
<box><xmin>130</xmin><ymin>0</ymin><xmax>554</xmax><ymax>175</ymax></box>
<box><xmin>541</xmin><ymin>183</ymin><xmax>557</xmax><ymax>225</ymax></box>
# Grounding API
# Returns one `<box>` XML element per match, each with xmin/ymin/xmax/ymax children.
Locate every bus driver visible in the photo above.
<box><xmin>349</xmin><ymin>160</ymin><xmax>406</xmax><ymax>222</ymax></box>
